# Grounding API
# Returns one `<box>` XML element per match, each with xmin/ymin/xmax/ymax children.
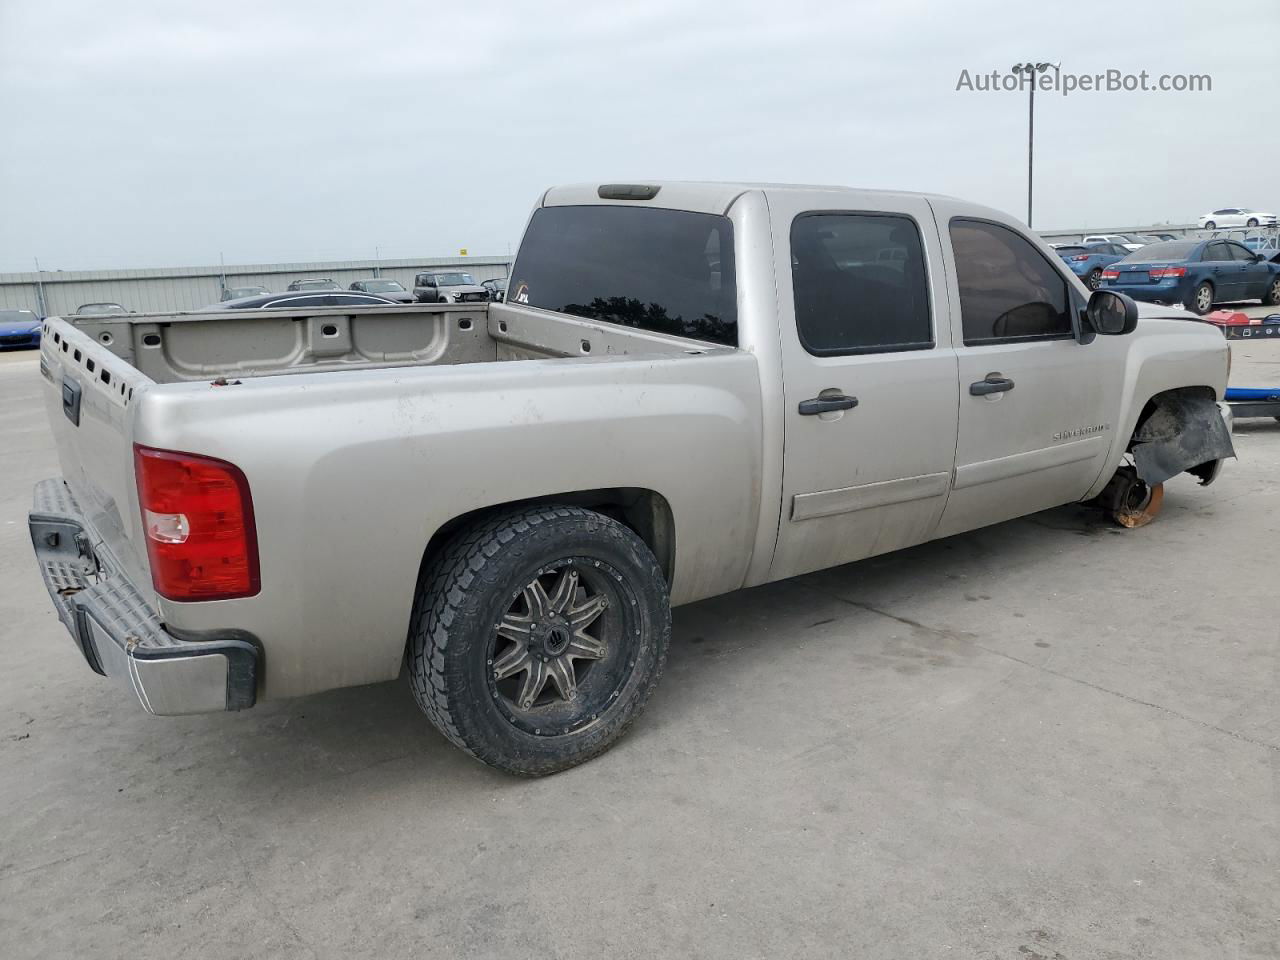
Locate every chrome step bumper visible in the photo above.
<box><xmin>28</xmin><ymin>478</ymin><xmax>259</xmax><ymax>715</ymax></box>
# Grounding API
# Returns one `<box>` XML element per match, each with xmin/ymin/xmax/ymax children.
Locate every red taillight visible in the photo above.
<box><xmin>1071</xmin><ymin>254</ymin><xmax>1091</xmax><ymax>261</ymax></box>
<box><xmin>134</xmin><ymin>445</ymin><xmax>259</xmax><ymax>601</ymax></box>
<box><xmin>1149</xmin><ymin>266</ymin><xmax>1187</xmax><ymax>279</ymax></box>
<box><xmin>1101</xmin><ymin>269</ymin><xmax>1120</xmax><ymax>279</ymax></box>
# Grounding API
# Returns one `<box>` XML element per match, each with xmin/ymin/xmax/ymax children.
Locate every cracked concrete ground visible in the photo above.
<box><xmin>0</xmin><ymin>341</ymin><xmax>1277</xmax><ymax>960</ymax></box>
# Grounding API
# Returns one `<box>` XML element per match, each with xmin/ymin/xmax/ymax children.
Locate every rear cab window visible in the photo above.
<box><xmin>789</xmin><ymin>212</ymin><xmax>932</xmax><ymax>354</ymax></box>
<box><xmin>509</xmin><ymin>205</ymin><xmax>737</xmax><ymax>346</ymax></box>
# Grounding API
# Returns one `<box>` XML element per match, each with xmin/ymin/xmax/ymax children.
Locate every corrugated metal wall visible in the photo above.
<box><xmin>0</xmin><ymin>256</ymin><xmax>512</xmax><ymax>316</ymax></box>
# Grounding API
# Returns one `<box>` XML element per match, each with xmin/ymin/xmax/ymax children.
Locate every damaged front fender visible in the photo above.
<box><xmin>1130</xmin><ymin>389</ymin><xmax>1235</xmax><ymax>486</ymax></box>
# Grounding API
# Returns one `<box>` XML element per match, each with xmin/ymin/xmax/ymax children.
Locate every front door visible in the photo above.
<box><xmin>1226</xmin><ymin>241</ymin><xmax>1271</xmax><ymax>300</ymax></box>
<box><xmin>930</xmin><ymin>206</ymin><xmax>1124</xmax><ymax>539</ymax></box>
<box><xmin>767</xmin><ymin>191</ymin><xmax>959</xmax><ymax>582</ymax></box>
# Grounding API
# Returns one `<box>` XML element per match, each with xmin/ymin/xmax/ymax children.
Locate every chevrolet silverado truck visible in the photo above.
<box><xmin>28</xmin><ymin>182</ymin><xmax>1235</xmax><ymax>775</ymax></box>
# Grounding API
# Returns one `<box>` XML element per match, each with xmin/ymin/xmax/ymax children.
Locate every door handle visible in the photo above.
<box><xmin>798</xmin><ymin>394</ymin><xmax>858</xmax><ymax>415</ymax></box>
<box><xmin>969</xmin><ymin>375</ymin><xmax>1015</xmax><ymax>396</ymax></box>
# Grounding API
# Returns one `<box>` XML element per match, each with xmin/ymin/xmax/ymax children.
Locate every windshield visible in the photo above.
<box><xmin>0</xmin><ymin>310</ymin><xmax>38</xmax><ymax>324</ymax></box>
<box><xmin>433</xmin><ymin>273</ymin><xmax>475</xmax><ymax>286</ymax></box>
<box><xmin>1124</xmin><ymin>240</ymin><xmax>1198</xmax><ymax>262</ymax></box>
<box><xmin>362</xmin><ymin>280</ymin><xmax>404</xmax><ymax>292</ymax></box>
<box><xmin>77</xmin><ymin>303</ymin><xmax>127</xmax><ymax>314</ymax></box>
<box><xmin>1055</xmin><ymin>246</ymin><xmax>1088</xmax><ymax>256</ymax></box>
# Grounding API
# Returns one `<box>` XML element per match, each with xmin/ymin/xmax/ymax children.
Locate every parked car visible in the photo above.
<box><xmin>1149</xmin><ymin>233</ymin><xmax>1180</xmax><ymax>242</ymax></box>
<box><xmin>221</xmin><ymin>286</ymin><xmax>270</xmax><ymax>301</ymax></box>
<box><xmin>29</xmin><ymin>181</ymin><xmax>1235</xmax><ymax>776</ymax></box>
<box><xmin>1198</xmin><ymin>208</ymin><xmax>1277</xmax><ymax>230</ymax></box>
<box><xmin>348</xmin><ymin>278</ymin><xmax>415</xmax><ymax>303</ymax></box>
<box><xmin>75</xmin><ymin>302</ymin><xmax>130</xmax><ymax>315</ymax></box>
<box><xmin>0</xmin><ymin>309</ymin><xmax>42</xmax><ymax>350</ymax></box>
<box><xmin>1082</xmin><ymin>234</ymin><xmax>1146</xmax><ymax>251</ymax></box>
<box><xmin>1101</xmin><ymin>238</ymin><xmax>1280</xmax><ymax>314</ymax></box>
<box><xmin>286</xmin><ymin>278</ymin><xmax>342</xmax><ymax>292</ymax></box>
<box><xmin>1055</xmin><ymin>241</ymin><xmax>1131</xmax><ymax>289</ymax></box>
<box><xmin>413</xmin><ymin>271</ymin><xmax>490</xmax><ymax>303</ymax></box>
<box><xmin>213</xmin><ymin>292</ymin><xmax>398</xmax><ymax>309</ymax></box>
<box><xmin>482</xmin><ymin>277</ymin><xmax>508</xmax><ymax>302</ymax></box>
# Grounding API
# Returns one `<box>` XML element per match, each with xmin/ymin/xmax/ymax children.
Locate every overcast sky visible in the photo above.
<box><xmin>1</xmin><ymin>0</ymin><xmax>1276</xmax><ymax>272</ymax></box>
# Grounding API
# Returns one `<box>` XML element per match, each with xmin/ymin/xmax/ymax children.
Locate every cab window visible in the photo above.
<box><xmin>789</xmin><ymin>213</ymin><xmax>932</xmax><ymax>355</ymax></box>
<box><xmin>950</xmin><ymin>218</ymin><xmax>1072</xmax><ymax>344</ymax></box>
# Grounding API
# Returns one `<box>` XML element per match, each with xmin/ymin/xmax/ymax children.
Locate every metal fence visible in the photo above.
<box><xmin>0</xmin><ymin>256</ymin><xmax>513</xmax><ymax>317</ymax></box>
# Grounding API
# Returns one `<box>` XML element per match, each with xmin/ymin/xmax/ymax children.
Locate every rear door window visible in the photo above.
<box><xmin>949</xmin><ymin>219</ymin><xmax>1072</xmax><ymax>344</ymax></box>
<box><xmin>509</xmin><ymin>205</ymin><xmax>737</xmax><ymax>346</ymax></box>
<box><xmin>789</xmin><ymin>213</ymin><xmax>932</xmax><ymax>355</ymax></box>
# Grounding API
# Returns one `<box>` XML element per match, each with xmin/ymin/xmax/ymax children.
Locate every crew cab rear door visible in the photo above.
<box><xmin>929</xmin><ymin>202</ymin><xmax>1123</xmax><ymax>539</ymax></box>
<box><xmin>766</xmin><ymin>190</ymin><xmax>959</xmax><ymax>581</ymax></box>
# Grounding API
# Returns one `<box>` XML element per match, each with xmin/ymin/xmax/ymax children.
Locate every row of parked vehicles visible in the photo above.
<box><xmin>1055</xmin><ymin>224</ymin><xmax>1280</xmax><ymax>314</ymax></box>
<box><xmin>216</xmin><ymin>272</ymin><xmax>509</xmax><ymax>309</ymax></box>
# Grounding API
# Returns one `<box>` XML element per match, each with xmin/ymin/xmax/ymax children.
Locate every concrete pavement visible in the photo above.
<box><xmin>0</xmin><ymin>341</ymin><xmax>1276</xmax><ymax>960</ymax></box>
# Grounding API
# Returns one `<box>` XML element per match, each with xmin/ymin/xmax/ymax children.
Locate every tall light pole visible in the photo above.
<box><xmin>1011</xmin><ymin>61</ymin><xmax>1057</xmax><ymax>228</ymax></box>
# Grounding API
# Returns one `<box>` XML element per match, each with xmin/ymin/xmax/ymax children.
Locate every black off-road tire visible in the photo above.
<box><xmin>407</xmin><ymin>505</ymin><xmax>670</xmax><ymax>776</ymax></box>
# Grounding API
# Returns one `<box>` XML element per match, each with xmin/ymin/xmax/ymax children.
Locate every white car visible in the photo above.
<box><xmin>1082</xmin><ymin>233</ymin><xmax>1146</xmax><ymax>251</ymax></box>
<box><xmin>1198</xmin><ymin>208</ymin><xmax>1277</xmax><ymax>230</ymax></box>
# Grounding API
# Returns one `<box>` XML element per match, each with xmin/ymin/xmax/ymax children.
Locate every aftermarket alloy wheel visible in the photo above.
<box><xmin>407</xmin><ymin>505</ymin><xmax>670</xmax><ymax>776</ymax></box>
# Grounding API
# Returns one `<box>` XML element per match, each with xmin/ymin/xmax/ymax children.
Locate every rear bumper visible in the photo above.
<box><xmin>28</xmin><ymin>478</ymin><xmax>259</xmax><ymax>715</ymax></box>
<box><xmin>1103</xmin><ymin>280</ymin><xmax>1188</xmax><ymax>304</ymax></box>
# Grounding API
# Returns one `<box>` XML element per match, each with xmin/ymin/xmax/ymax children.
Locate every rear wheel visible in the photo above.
<box><xmin>1188</xmin><ymin>281</ymin><xmax>1215</xmax><ymax>315</ymax></box>
<box><xmin>1086</xmin><ymin>268</ymin><xmax>1103</xmax><ymax>290</ymax></box>
<box><xmin>1204</xmin><ymin>220</ymin><xmax>1216</xmax><ymax>230</ymax></box>
<box><xmin>407</xmin><ymin>505</ymin><xmax>670</xmax><ymax>776</ymax></box>
<box><xmin>1246</xmin><ymin>218</ymin><xmax>1259</xmax><ymax>227</ymax></box>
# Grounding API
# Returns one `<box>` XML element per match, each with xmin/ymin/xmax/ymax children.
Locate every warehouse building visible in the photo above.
<box><xmin>0</xmin><ymin>255</ymin><xmax>512</xmax><ymax>316</ymax></box>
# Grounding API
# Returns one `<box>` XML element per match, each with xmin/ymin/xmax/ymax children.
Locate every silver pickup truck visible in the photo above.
<box><xmin>28</xmin><ymin>182</ymin><xmax>1234</xmax><ymax>775</ymax></box>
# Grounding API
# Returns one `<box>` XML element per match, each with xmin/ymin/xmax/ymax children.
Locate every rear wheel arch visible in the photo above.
<box><xmin>418</xmin><ymin>488</ymin><xmax>676</xmax><ymax>591</ymax></box>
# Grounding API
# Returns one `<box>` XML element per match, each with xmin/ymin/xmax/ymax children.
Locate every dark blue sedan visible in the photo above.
<box><xmin>1056</xmin><ymin>242</ymin><xmax>1132</xmax><ymax>290</ymax></box>
<box><xmin>1101</xmin><ymin>238</ymin><xmax>1280</xmax><ymax>315</ymax></box>
<box><xmin>0</xmin><ymin>309</ymin><xmax>42</xmax><ymax>350</ymax></box>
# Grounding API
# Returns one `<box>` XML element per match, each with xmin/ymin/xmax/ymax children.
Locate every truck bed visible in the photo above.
<box><xmin>61</xmin><ymin>301</ymin><xmax>708</xmax><ymax>383</ymax></box>
<box><xmin>35</xmin><ymin>299</ymin><xmax>762</xmax><ymax>702</ymax></box>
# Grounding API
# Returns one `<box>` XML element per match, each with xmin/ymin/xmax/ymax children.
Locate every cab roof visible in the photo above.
<box><xmin>541</xmin><ymin>181</ymin><xmax>962</xmax><ymax>216</ymax></box>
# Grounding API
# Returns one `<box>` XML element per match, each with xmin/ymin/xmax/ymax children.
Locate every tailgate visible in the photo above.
<box><xmin>38</xmin><ymin>318</ymin><xmax>155</xmax><ymax>591</ymax></box>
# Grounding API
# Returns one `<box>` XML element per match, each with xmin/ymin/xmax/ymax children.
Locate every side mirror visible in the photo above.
<box><xmin>1086</xmin><ymin>290</ymin><xmax>1139</xmax><ymax>336</ymax></box>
